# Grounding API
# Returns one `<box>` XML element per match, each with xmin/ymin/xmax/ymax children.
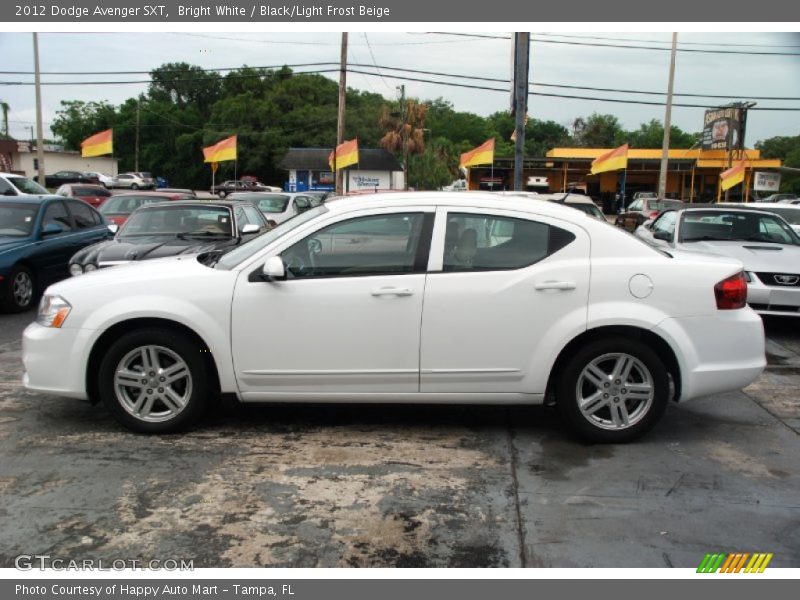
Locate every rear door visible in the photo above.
<box><xmin>420</xmin><ymin>207</ymin><xmax>590</xmax><ymax>394</ymax></box>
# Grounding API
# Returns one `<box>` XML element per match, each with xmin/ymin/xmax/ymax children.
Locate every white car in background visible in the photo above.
<box><xmin>636</xmin><ymin>205</ymin><xmax>800</xmax><ymax>317</ymax></box>
<box><xmin>82</xmin><ymin>171</ymin><xmax>114</xmax><ymax>188</ymax></box>
<box><xmin>0</xmin><ymin>172</ymin><xmax>49</xmax><ymax>197</ymax></box>
<box><xmin>713</xmin><ymin>202</ymin><xmax>800</xmax><ymax>237</ymax></box>
<box><xmin>23</xmin><ymin>193</ymin><xmax>765</xmax><ymax>442</ymax></box>
<box><xmin>111</xmin><ymin>172</ymin><xmax>155</xmax><ymax>190</ymax></box>
<box><xmin>500</xmin><ymin>191</ymin><xmax>606</xmax><ymax>221</ymax></box>
<box><xmin>227</xmin><ymin>191</ymin><xmax>316</xmax><ymax>227</ymax></box>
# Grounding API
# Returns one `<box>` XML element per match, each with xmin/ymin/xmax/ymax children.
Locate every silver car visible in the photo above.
<box><xmin>227</xmin><ymin>192</ymin><xmax>315</xmax><ymax>227</ymax></box>
<box><xmin>111</xmin><ymin>172</ymin><xmax>155</xmax><ymax>190</ymax></box>
<box><xmin>636</xmin><ymin>206</ymin><xmax>800</xmax><ymax>317</ymax></box>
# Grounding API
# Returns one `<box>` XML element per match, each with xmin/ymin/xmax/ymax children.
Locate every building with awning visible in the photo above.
<box><xmin>277</xmin><ymin>147</ymin><xmax>404</xmax><ymax>193</ymax></box>
<box><xmin>464</xmin><ymin>147</ymin><xmax>782</xmax><ymax>202</ymax></box>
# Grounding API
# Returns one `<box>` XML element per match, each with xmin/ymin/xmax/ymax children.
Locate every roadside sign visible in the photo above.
<box><xmin>754</xmin><ymin>171</ymin><xmax>781</xmax><ymax>192</ymax></box>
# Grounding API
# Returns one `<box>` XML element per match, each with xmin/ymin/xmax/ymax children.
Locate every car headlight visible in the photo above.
<box><xmin>69</xmin><ymin>263</ymin><xmax>84</xmax><ymax>277</ymax></box>
<box><xmin>36</xmin><ymin>295</ymin><xmax>72</xmax><ymax>328</ymax></box>
<box><xmin>84</xmin><ymin>264</ymin><xmax>98</xmax><ymax>273</ymax></box>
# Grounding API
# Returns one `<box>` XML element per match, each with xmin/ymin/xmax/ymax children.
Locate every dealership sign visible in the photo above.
<box><xmin>348</xmin><ymin>170</ymin><xmax>392</xmax><ymax>190</ymax></box>
<box><xmin>753</xmin><ymin>171</ymin><xmax>781</xmax><ymax>192</ymax></box>
<box><xmin>702</xmin><ymin>106</ymin><xmax>743</xmax><ymax>150</ymax></box>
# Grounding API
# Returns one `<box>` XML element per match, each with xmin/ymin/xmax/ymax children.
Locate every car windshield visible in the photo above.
<box><xmin>74</xmin><ymin>186</ymin><xmax>109</xmax><ymax>196</ymax></box>
<box><xmin>229</xmin><ymin>193</ymin><xmax>290</xmax><ymax>213</ymax></box>
<box><xmin>565</xmin><ymin>202</ymin><xmax>605</xmax><ymax>219</ymax></box>
<box><xmin>0</xmin><ymin>204</ymin><xmax>38</xmax><ymax>237</ymax></box>
<box><xmin>681</xmin><ymin>210</ymin><xmax>800</xmax><ymax>245</ymax></box>
<box><xmin>215</xmin><ymin>205</ymin><xmax>328</xmax><ymax>269</ymax></box>
<box><xmin>8</xmin><ymin>176</ymin><xmax>48</xmax><ymax>195</ymax></box>
<box><xmin>99</xmin><ymin>195</ymin><xmax>160</xmax><ymax>214</ymax></box>
<box><xmin>120</xmin><ymin>205</ymin><xmax>234</xmax><ymax>237</ymax></box>
<box><xmin>647</xmin><ymin>200</ymin><xmax>683</xmax><ymax>211</ymax></box>
<box><xmin>761</xmin><ymin>207</ymin><xmax>800</xmax><ymax>225</ymax></box>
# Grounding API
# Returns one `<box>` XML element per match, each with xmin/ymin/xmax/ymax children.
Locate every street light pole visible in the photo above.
<box><xmin>512</xmin><ymin>33</ymin><xmax>530</xmax><ymax>191</ymax></box>
<box><xmin>32</xmin><ymin>33</ymin><xmax>45</xmax><ymax>185</ymax></box>
<box><xmin>658</xmin><ymin>32</ymin><xmax>678</xmax><ymax>200</ymax></box>
<box><xmin>335</xmin><ymin>33</ymin><xmax>348</xmax><ymax>196</ymax></box>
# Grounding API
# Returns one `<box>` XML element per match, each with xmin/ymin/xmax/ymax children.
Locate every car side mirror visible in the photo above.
<box><xmin>107</xmin><ymin>223</ymin><xmax>119</xmax><ymax>235</ymax></box>
<box><xmin>653</xmin><ymin>230</ymin><xmax>673</xmax><ymax>242</ymax></box>
<box><xmin>261</xmin><ymin>256</ymin><xmax>286</xmax><ymax>281</ymax></box>
<box><xmin>41</xmin><ymin>223</ymin><xmax>63</xmax><ymax>236</ymax></box>
<box><xmin>241</xmin><ymin>223</ymin><xmax>260</xmax><ymax>235</ymax></box>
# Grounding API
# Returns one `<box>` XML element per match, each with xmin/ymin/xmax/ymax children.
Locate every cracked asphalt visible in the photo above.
<box><xmin>0</xmin><ymin>311</ymin><xmax>798</xmax><ymax>568</ymax></box>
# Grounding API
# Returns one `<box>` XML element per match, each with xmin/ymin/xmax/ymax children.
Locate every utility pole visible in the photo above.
<box><xmin>399</xmin><ymin>84</ymin><xmax>408</xmax><ymax>191</ymax></box>
<box><xmin>658</xmin><ymin>32</ymin><xmax>678</xmax><ymax>200</ymax></box>
<box><xmin>135</xmin><ymin>96</ymin><xmax>140</xmax><ymax>172</ymax></box>
<box><xmin>335</xmin><ymin>32</ymin><xmax>348</xmax><ymax>196</ymax></box>
<box><xmin>512</xmin><ymin>33</ymin><xmax>530</xmax><ymax>191</ymax></box>
<box><xmin>33</xmin><ymin>33</ymin><xmax>45</xmax><ymax>185</ymax></box>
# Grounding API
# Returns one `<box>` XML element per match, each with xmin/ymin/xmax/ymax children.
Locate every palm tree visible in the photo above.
<box><xmin>379</xmin><ymin>99</ymin><xmax>428</xmax><ymax>190</ymax></box>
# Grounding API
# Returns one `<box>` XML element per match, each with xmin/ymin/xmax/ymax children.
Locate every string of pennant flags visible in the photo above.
<box><xmin>77</xmin><ymin>128</ymin><xmax>751</xmax><ymax>194</ymax></box>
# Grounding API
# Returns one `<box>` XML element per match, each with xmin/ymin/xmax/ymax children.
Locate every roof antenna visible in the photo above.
<box><xmin>555</xmin><ymin>187</ymin><xmax>576</xmax><ymax>203</ymax></box>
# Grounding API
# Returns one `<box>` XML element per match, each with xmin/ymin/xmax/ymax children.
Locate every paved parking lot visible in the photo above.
<box><xmin>0</xmin><ymin>311</ymin><xmax>798</xmax><ymax>568</ymax></box>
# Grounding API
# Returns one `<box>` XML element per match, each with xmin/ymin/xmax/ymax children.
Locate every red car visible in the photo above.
<box><xmin>98</xmin><ymin>191</ymin><xmax>194</xmax><ymax>227</ymax></box>
<box><xmin>55</xmin><ymin>183</ymin><xmax>112</xmax><ymax>208</ymax></box>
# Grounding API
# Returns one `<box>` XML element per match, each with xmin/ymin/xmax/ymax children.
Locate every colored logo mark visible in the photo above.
<box><xmin>697</xmin><ymin>552</ymin><xmax>773</xmax><ymax>573</ymax></box>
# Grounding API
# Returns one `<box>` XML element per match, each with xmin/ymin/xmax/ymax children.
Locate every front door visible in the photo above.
<box><xmin>231</xmin><ymin>209</ymin><xmax>434</xmax><ymax>399</ymax></box>
<box><xmin>420</xmin><ymin>208</ymin><xmax>590</xmax><ymax>394</ymax></box>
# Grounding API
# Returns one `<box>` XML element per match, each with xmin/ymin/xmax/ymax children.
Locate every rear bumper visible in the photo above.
<box><xmin>22</xmin><ymin>323</ymin><xmax>95</xmax><ymax>399</ymax></box>
<box><xmin>653</xmin><ymin>309</ymin><xmax>765</xmax><ymax>402</ymax></box>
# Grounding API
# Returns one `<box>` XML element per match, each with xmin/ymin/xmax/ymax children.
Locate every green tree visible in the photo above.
<box><xmin>573</xmin><ymin>113</ymin><xmax>625</xmax><ymax>147</ymax></box>
<box><xmin>626</xmin><ymin>119</ymin><xmax>700</xmax><ymax>149</ymax></box>
<box><xmin>408</xmin><ymin>137</ymin><xmax>459</xmax><ymax>190</ymax></box>
<box><xmin>50</xmin><ymin>100</ymin><xmax>117</xmax><ymax>150</ymax></box>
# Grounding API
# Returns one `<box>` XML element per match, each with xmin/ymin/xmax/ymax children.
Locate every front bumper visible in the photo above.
<box><xmin>654</xmin><ymin>309</ymin><xmax>765</xmax><ymax>402</ymax></box>
<box><xmin>22</xmin><ymin>323</ymin><xmax>96</xmax><ymax>399</ymax></box>
<box><xmin>747</xmin><ymin>274</ymin><xmax>800</xmax><ymax>316</ymax></box>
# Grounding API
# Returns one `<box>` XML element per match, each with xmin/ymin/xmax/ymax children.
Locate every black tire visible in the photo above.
<box><xmin>218</xmin><ymin>190</ymin><xmax>227</xmax><ymax>198</ymax></box>
<box><xmin>130</xmin><ymin>183</ymin><xmax>139</xmax><ymax>190</ymax></box>
<box><xmin>97</xmin><ymin>328</ymin><xmax>209</xmax><ymax>433</ymax></box>
<box><xmin>556</xmin><ymin>337</ymin><xmax>669</xmax><ymax>443</ymax></box>
<box><xmin>1</xmin><ymin>265</ymin><xmax>36</xmax><ymax>313</ymax></box>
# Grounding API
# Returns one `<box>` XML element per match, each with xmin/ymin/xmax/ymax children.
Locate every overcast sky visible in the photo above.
<box><xmin>1</xmin><ymin>31</ymin><xmax>799</xmax><ymax>147</ymax></box>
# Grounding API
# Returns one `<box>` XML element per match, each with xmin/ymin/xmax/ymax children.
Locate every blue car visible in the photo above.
<box><xmin>0</xmin><ymin>196</ymin><xmax>113</xmax><ymax>312</ymax></box>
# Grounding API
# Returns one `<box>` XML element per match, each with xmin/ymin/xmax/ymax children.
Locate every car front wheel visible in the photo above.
<box><xmin>2</xmin><ymin>265</ymin><xmax>36</xmax><ymax>312</ymax></box>
<box><xmin>556</xmin><ymin>337</ymin><xmax>669</xmax><ymax>443</ymax></box>
<box><xmin>130</xmin><ymin>183</ymin><xmax>139</xmax><ymax>190</ymax></box>
<box><xmin>98</xmin><ymin>328</ymin><xmax>208</xmax><ymax>433</ymax></box>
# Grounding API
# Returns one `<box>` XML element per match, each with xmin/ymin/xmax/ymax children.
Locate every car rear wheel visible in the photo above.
<box><xmin>130</xmin><ymin>183</ymin><xmax>139</xmax><ymax>190</ymax></box>
<box><xmin>98</xmin><ymin>328</ymin><xmax>208</xmax><ymax>433</ymax></box>
<box><xmin>2</xmin><ymin>265</ymin><xmax>36</xmax><ymax>313</ymax></box>
<box><xmin>556</xmin><ymin>337</ymin><xmax>669</xmax><ymax>443</ymax></box>
<box><xmin>218</xmin><ymin>190</ymin><xmax>227</xmax><ymax>198</ymax></box>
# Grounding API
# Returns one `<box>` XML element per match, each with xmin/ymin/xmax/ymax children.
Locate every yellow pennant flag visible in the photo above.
<box><xmin>720</xmin><ymin>159</ymin><xmax>746</xmax><ymax>191</ymax></box>
<box><xmin>81</xmin><ymin>129</ymin><xmax>113</xmax><ymax>157</ymax></box>
<box><xmin>590</xmin><ymin>144</ymin><xmax>629</xmax><ymax>175</ymax></box>
<box><xmin>460</xmin><ymin>138</ymin><xmax>495</xmax><ymax>168</ymax></box>
<box><xmin>203</xmin><ymin>135</ymin><xmax>237</xmax><ymax>163</ymax></box>
<box><xmin>328</xmin><ymin>139</ymin><xmax>359</xmax><ymax>171</ymax></box>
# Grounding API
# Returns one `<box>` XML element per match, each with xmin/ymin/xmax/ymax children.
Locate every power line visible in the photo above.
<box><xmin>3</xmin><ymin>61</ymin><xmax>798</xmax><ymax>103</ymax></box>
<box><xmin>532</xmin><ymin>32</ymin><xmax>800</xmax><ymax>49</ymax></box>
<box><xmin>428</xmin><ymin>32</ymin><xmax>800</xmax><ymax>56</ymax></box>
<box><xmin>363</xmin><ymin>33</ymin><xmax>394</xmax><ymax>93</ymax></box>
<box><xmin>0</xmin><ymin>62</ymin><xmax>337</xmax><ymax>76</ymax></box>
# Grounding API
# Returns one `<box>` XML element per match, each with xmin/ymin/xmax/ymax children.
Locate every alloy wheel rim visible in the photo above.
<box><xmin>12</xmin><ymin>272</ymin><xmax>33</xmax><ymax>307</ymax></box>
<box><xmin>576</xmin><ymin>352</ymin><xmax>654</xmax><ymax>430</ymax></box>
<box><xmin>114</xmin><ymin>345</ymin><xmax>192</xmax><ymax>423</ymax></box>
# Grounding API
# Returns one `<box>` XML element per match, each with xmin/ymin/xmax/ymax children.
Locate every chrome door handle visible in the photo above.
<box><xmin>371</xmin><ymin>287</ymin><xmax>414</xmax><ymax>297</ymax></box>
<box><xmin>534</xmin><ymin>281</ymin><xmax>577</xmax><ymax>291</ymax></box>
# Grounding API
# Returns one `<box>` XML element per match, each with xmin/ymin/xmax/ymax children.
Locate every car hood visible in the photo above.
<box><xmin>0</xmin><ymin>236</ymin><xmax>30</xmax><ymax>254</ymax></box>
<box><xmin>676</xmin><ymin>240</ymin><xmax>800</xmax><ymax>272</ymax></box>
<box><xmin>71</xmin><ymin>235</ymin><xmax>240</xmax><ymax>266</ymax></box>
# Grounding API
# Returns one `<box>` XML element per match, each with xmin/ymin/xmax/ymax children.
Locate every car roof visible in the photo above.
<box><xmin>0</xmin><ymin>194</ymin><xmax>62</xmax><ymax>205</ymax></box>
<box><xmin>321</xmin><ymin>191</ymin><xmax>605</xmax><ymax>221</ymax></box>
<box><xmin>1</xmin><ymin>172</ymin><xmax>34</xmax><ymax>178</ymax></box>
<box><xmin>677</xmin><ymin>205</ymin><xmax>778</xmax><ymax>215</ymax></box>
<box><xmin>138</xmin><ymin>200</ymin><xmax>249</xmax><ymax>209</ymax></box>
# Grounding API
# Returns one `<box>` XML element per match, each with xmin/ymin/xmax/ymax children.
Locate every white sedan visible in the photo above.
<box><xmin>636</xmin><ymin>206</ymin><xmax>800</xmax><ymax>317</ymax></box>
<box><xmin>22</xmin><ymin>193</ymin><xmax>765</xmax><ymax>442</ymax></box>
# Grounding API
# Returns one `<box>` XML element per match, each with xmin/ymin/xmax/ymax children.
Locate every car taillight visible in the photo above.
<box><xmin>648</xmin><ymin>210</ymin><xmax>660</xmax><ymax>218</ymax></box>
<box><xmin>714</xmin><ymin>272</ymin><xmax>748</xmax><ymax>310</ymax></box>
